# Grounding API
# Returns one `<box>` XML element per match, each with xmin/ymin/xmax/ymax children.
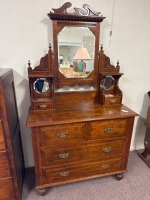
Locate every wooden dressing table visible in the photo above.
<box><xmin>27</xmin><ymin>2</ymin><xmax>138</xmax><ymax>196</ymax></box>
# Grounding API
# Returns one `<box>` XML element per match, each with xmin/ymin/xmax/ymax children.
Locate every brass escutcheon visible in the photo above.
<box><xmin>58</xmin><ymin>132</ymin><xmax>68</xmax><ymax>138</ymax></box>
<box><xmin>110</xmin><ymin>99</ymin><xmax>116</xmax><ymax>103</ymax></box>
<box><xmin>59</xmin><ymin>153</ymin><xmax>69</xmax><ymax>159</ymax></box>
<box><xmin>101</xmin><ymin>164</ymin><xmax>109</xmax><ymax>168</ymax></box>
<box><xmin>60</xmin><ymin>171</ymin><xmax>69</xmax><ymax>176</ymax></box>
<box><xmin>102</xmin><ymin>147</ymin><xmax>111</xmax><ymax>152</ymax></box>
<box><xmin>104</xmin><ymin>128</ymin><xmax>112</xmax><ymax>133</ymax></box>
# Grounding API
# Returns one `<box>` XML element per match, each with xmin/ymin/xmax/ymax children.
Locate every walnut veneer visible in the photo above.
<box><xmin>0</xmin><ymin>68</ymin><xmax>24</xmax><ymax>200</ymax></box>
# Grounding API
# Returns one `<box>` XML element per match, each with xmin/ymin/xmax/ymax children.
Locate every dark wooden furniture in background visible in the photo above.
<box><xmin>138</xmin><ymin>91</ymin><xmax>150</xmax><ymax>167</ymax></box>
<box><xmin>0</xmin><ymin>69</ymin><xmax>24</xmax><ymax>200</ymax></box>
<box><xmin>27</xmin><ymin>2</ymin><xmax>138</xmax><ymax>196</ymax></box>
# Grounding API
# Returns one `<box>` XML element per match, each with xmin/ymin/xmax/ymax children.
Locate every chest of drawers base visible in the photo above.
<box><xmin>27</xmin><ymin>107</ymin><xmax>137</xmax><ymax>196</ymax></box>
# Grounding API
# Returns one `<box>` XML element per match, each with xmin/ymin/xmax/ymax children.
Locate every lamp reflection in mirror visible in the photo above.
<box><xmin>73</xmin><ymin>47</ymin><xmax>91</xmax><ymax>73</ymax></box>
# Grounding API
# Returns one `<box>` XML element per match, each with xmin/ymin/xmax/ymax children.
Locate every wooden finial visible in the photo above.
<box><xmin>49</xmin><ymin>43</ymin><xmax>51</xmax><ymax>49</ymax></box>
<box><xmin>117</xmin><ymin>60</ymin><xmax>119</xmax><ymax>66</ymax></box>
<box><xmin>28</xmin><ymin>60</ymin><xmax>31</xmax><ymax>67</ymax></box>
<box><xmin>100</xmin><ymin>44</ymin><xmax>103</xmax><ymax>50</ymax></box>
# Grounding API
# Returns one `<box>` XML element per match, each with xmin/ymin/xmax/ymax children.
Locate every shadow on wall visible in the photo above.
<box><xmin>134</xmin><ymin>93</ymin><xmax>150</xmax><ymax>150</ymax></box>
<box><xmin>13</xmin><ymin>70</ymin><xmax>34</xmax><ymax>167</ymax></box>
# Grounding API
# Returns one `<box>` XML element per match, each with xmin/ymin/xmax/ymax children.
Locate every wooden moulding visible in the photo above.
<box><xmin>48</xmin><ymin>2</ymin><xmax>106</xmax><ymax>22</ymax></box>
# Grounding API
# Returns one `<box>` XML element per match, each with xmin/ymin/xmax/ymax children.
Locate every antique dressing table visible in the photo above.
<box><xmin>27</xmin><ymin>2</ymin><xmax>138</xmax><ymax>196</ymax></box>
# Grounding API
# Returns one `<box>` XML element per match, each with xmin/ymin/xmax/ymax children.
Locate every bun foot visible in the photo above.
<box><xmin>37</xmin><ymin>188</ymin><xmax>47</xmax><ymax>196</ymax></box>
<box><xmin>115</xmin><ymin>174</ymin><xmax>123</xmax><ymax>181</ymax></box>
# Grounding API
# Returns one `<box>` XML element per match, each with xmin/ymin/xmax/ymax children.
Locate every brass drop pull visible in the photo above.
<box><xmin>58</xmin><ymin>132</ymin><xmax>68</xmax><ymax>138</ymax></box>
<box><xmin>60</xmin><ymin>171</ymin><xmax>69</xmax><ymax>176</ymax></box>
<box><xmin>59</xmin><ymin>153</ymin><xmax>69</xmax><ymax>159</ymax></box>
<box><xmin>40</xmin><ymin>104</ymin><xmax>47</xmax><ymax>109</ymax></box>
<box><xmin>110</xmin><ymin>99</ymin><xmax>116</xmax><ymax>103</ymax></box>
<box><xmin>101</xmin><ymin>164</ymin><xmax>110</xmax><ymax>168</ymax></box>
<box><xmin>104</xmin><ymin>128</ymin><xmax>112</xmax><ymax>133</ymax></box>
<box><xmin>102</xmin><ymin>147</ymin><xmax>111</xmax><ymax>152</ymax></box>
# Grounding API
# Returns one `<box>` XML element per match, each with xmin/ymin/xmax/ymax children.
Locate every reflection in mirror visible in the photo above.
<box><xmin>101</xmin><ymin>76</ymin><xmax>115</xmax><ymax>90</ymax></box>
<box><xmin>55</xmin><ymin>85</ymin><xmax>96</xmax><ymax>92</ymax></box>
<box><xmin>58</xmin><ymin>27</ymin><xmax>95</xmax><ymax>78</ymax></box>
<box><xmin>34</xmin><ymin>78</ymin><xmax>50</xmax><ymax>94</ymax></box>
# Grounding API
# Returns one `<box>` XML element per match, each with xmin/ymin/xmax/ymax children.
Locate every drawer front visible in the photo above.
<box><xmin>40</xmin><ymin>123</ymin><xmax>86</xmax><ymax>146</ymax></box>
<box><xmin>0</xmin><ymin>151</ymin><xmax>11</xmax><ymax>178</ymax></box>
<box><xmin>0</xmin><ymin>177</ymin><xmax>15</xmax><ymax>200</ymax></box>
<box><xmin>41</xmin><ymin>139</ymin><xmax>125</xmax><ymax>167</ymax></box>
<box><xmin>0</xmin><ymin>120</ymin><xmax>6</xmax><ymax>151</ymax></box>
<box><xmin>90</xmin><ymin>119</ymin><xmax>127</xmax><ymax>139</ymax></box>
<box><xmin>32</xmin><ymin>102</ymin><xmax>53</xmax><ymax>110</ymax></box>
<box><xmin>105</xmin><ymin>97</ymin><xmax>121</xmax><ymax>105</ymax></box>
<box><xmin>43</xmin><ymin>160</ymin><xmax>122</xmax><ymax>185</ymax></box>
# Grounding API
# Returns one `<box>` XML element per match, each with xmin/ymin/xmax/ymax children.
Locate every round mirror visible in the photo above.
<box><xmin>101</xmin><ymin>76</ymin><xmax>115</xmax><ymax>90</ymax></box>
<box><xmin>33</xmin><ymin>78</ymin><xmax>50</xmax><ymax>94</ymax></box>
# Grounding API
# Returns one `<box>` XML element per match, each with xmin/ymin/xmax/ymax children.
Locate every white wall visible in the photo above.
<box><xmin>0</xmin><ymin>0</ymin><xmax>150</xmax><ymax>167</ymax></box>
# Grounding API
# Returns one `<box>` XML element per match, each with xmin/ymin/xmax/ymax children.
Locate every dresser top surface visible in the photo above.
<box><xmin>27</xmin><ymin>103</ymin><xmax>138</xmax><ymax>127</ymax></box>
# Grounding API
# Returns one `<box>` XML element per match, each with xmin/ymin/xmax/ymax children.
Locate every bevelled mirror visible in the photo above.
<box><xmin>33</xmin><ymin>78</ymin><xmax>50</xmax><ymax>94</ymax></box>
<box><xmin>58</xmin><ymin>27</ymin><xmax>95</xmax><ymax>78</ymax></box>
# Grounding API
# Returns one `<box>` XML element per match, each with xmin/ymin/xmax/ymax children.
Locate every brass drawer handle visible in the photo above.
<box><xmin>59</xmin><ymin>153</ymin><xmax>69</xmax><ymax>159</ymax></box>
<box><xmin>60</xmin><ymin>171</ymin><xmax>69</xmax><ymax>176</ymax></box>
<box><xmin>102</xmin><ymin>147</ymin><xmax>111</xmax><ymax>152</ymax></box>
<box><xmin>110</xmin><ymin>99</ymin><xmax>116</xmax><ymax>103</ymax></box>
<box><xmin>101</xmin><ymin>164</ymin><xmax>110</xmax><ymax>169</ymax></box>
<box><xmin>40</xmin><ymin>104</ymin><xmax>47</xmax><ymax>109</ymax></box>
<box><xmin>58</xmin><ymin>132</ymin><xmax>68</xmax><ymax>138</ymax></box>
<box><xmin>104</xmin><ymin>128</ymin><xmax>112</xmax><ymax>133</ymax></box>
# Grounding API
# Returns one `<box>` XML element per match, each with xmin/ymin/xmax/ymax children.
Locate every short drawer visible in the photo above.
<box><xmin>90</xmin><ymin>119</ymin><xmax>127</xmax><ymax>139</ymax></box>
<box><xmin>43</xmin><ymin>160</ymin><xmax>122</xmax><ymax>185</ymax></box>
<box><xmin>104</xmin><ymin>96</ymin><xmax>121</xmax><ymax>105</ymax></box>
<box><xmin>39</xmin><ymin>123</ymin><xmax>86</xmax><ymax>146</ymax></box>
<box><xmin>0</xmin><ymin>151</ymin><xmax>11</xmax><ymax>178</ymax></box>
<box><xmin>0</xmin><ymin>120</ymin><xmax>6</xmax><ymax>151</ymax></box>
<box><xmin>0</xmin><ymin>177</ymin><xmax>15</xmax><ymax>200</ymax></box>
<box><xmin>32</xmin><ymin>102</ymin><xmax>53</xmax><ymax>110</ymax></box>
<box><xmin>41</xmin><ymin>139</ymin><xmax>125</xmax><ymax>167</ymax></box>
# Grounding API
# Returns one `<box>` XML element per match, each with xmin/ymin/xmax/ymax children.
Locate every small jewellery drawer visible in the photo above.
<box><xmin>0</xmin><ymin>151</ymin><xmax>11</xmax><ymax>178</ymax></box>
<box><xmin>105</xmin><ymin>97</ymin><xmax>121</xmax><ymax>105</ymax></box>
<box><xmin>90</xmin><ymin>119</ymin><xmax>127</xmax><ymax>139</ymax></box>
<box><xmin>32</xmin><ymin>102</ymin><xmax>53</xmax><ymax>110</ymax></box>
<box><xmin>43</xmin><ymin>160</ymin><xmax>122</xmax><ymax>185</ymax></box>
<box><xmin>41</xmin><ymin>139</ymin><xmax>125</xmax><ymax>167</ymax></box>
<box><xmin>0</xmin><ymin>120</ymin><xmax>6</xmax><ymax>151</ymax></box>
<box><xmin>39</xmin><ymin>123</ymin><xmax>86</xmax><ymax>146</ymax></box>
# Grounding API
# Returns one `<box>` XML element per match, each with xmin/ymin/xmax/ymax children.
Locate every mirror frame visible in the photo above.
<box><xmin>48</xmin><ymin>2</ymin><xmax>105</xmax><ymax>89</ymax></box>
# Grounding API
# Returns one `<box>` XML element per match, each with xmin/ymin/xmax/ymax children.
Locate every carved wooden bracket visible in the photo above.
<box><xmin>99</xmin><ymin>46</ymin><xmax>120</xmax><ymax>74</ymax></box>
<box><xmin>28</xmin><ymin>46</ymin><xmax>53</xmax><ymax>77</ymax></box>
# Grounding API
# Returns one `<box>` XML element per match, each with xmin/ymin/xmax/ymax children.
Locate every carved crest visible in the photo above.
<box><xmin>48</xmin><ymin>2</ymin><xmax>105</xmax><ymax>22</ymax></box>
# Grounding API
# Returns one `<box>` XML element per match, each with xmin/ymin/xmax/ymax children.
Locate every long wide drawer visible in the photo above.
<box><xmin>43</xmin><ymin>159</ymin><xmax>122</xmax><ymax>185</ymax></box>
<box><xmin>0</xmin><ymin>151</ymin><xmax>11</xmax><ymax>178</ymax></box>
<box><xmin>39</xmin><ymin>122</ymin><xmax>86</xmax><ymax>146</ymax></box>
<box><xmin>89</xmin><ymin>119</ymin><xmax>127</xmax><ymax>139</ymax></box>
<box><xmin>41</xmin><ymin>139</ymin><xmax>125</xmax><ymax>167</ymax></box>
